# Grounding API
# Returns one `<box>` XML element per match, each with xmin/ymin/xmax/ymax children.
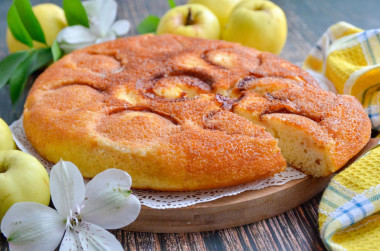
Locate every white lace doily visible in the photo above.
<box><xmin>10</xmin><ymin>117</ymin><xmax>306</xmax><ymax>209</ymax></box>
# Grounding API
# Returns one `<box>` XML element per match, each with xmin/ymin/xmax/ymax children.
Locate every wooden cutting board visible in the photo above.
<box><xmin>124</xmin><ymin>138</ymin><xmax>379</xmax><ymax>233</ymax></box>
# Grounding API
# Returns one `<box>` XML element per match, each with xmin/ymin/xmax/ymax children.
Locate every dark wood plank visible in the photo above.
<box><xmin>1</xmin><ymin>0</ymin><xmax>378</xmax><ymax>250</ymax></box>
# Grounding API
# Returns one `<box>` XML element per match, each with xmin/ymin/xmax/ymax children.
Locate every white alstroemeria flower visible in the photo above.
<box><xmin>1</xmin><ymin>160</ymin><xmax>141</xmax><ymax>251</ymax></box>
<box><xmin>57</xmin><ymin>0</ymin><xmax>130</xmax><ymax>53</ymax></box>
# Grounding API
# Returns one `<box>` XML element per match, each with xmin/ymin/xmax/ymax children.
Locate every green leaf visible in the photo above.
<box><xmin>9</xmin><ymin>48</ymin><xmax>53</xmax><ymax>104</ymax></box>
<box><xmin>0</xmin><ymin>51</ymin><xmax>29</xmax><ymax>90</ymax></box>
<box><xmin>168</xmin><ymin>0</ymin><xmax>176</xmax><ymax>8</ymax></box>
<box><xmin>7</xmin><ymin>4</ymin><xmax>33</xmax><ymax>48</ymax></box>
<box><xmin>9</xmin><ymin>52</ymin><xmax>34</xmax><ymax>104</ymax></box>
<box><xmin>51</xmin><ymin>40</ymin><xmax>63</xmax><ymax>62</ymax></box>
<box><xmin>30</xmin><ymin>48</ymin><xmax>53</xmax><ymax>72</ymax></box>
<box><xmin>14</xmin><ymin>0</ymin><xmax>46</xmax><ymax>44</ymax></box>
<box><xmin>137</xmin><ymin>15</ymin><xmax>160</xmax><ymax>34</ymax></box>
<box><xmin>63</xmin><ymin>0</ymin><xmax>89</xmax><ymax>28</ymax></box>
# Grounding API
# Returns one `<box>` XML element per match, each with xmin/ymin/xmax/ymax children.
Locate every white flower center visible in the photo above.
<box><xmin>66</xmin><ymin>206</ymin><xmax>82</xmax><ymax>230</ymax></box>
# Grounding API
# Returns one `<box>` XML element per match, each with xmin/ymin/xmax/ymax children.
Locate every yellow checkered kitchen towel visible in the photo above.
<box><xmin>304</xmin><ymin>21</ymin><xmax>380</xmax><ymax>136</ymax></box>
<box><xmin>304</xmin><ymin>22</ymin><xmax>380</xmax><ymax>250</ymax></box>
<box><xmin>318</xmin><ymin>146</ymin><xmax>380</xmax><ymax>251</ymax></box>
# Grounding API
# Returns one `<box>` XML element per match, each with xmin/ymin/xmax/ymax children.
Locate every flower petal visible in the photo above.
<box><xmin>57</xmin><ymin>26</ymin><xmax>97</xmax><ymax>53</ymax></box>
<box><xmin>59</xmin><ymin>42</ymin><xmax>95</xmax><ymax>54</ymax></box>
<box><xmin>111</xmin><ymin>20</ymin><xmax>130</xmax><ymax>37</ymax></box>
<box><xmin>1</xmin><ymin>202</ymin><xmax>65</xmax><ymax>251</ymax></box>
<box><xmin>95</xmin><ymin>32</ymin><xmax>116</xmax><ymax>44</ymax></box>
<box><xmin>84</xmin><ymin>0</ymin><xmax>117</xmax><ymax>37</ymax></box>
<box><xmin>82</xmin><ymin>0</ymin><xmax>100</xmax><ymax>18</ymax></box>
<box><xmin>57</xmin><ymin>25</ymin><xmax>96</xmax><ymax>44</ymax></box>
<box><xmin>50</xmin><ymin>160</ymin><xmax>85</xmax><ymax>217</ymax></box>
<box><xmin>80</xmin><ymin>169</ymin><xmax>141</xmax><ymax>229</ymax></box>
<box><xmin>60</xmin><ymin>221</ymin><xmax>123</xmax><ymax>251</ymax></box>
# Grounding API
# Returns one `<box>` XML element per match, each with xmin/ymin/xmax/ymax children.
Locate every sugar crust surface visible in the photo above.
<box><xmin>23</xmin><ymin>34</ymin><xmax>371</xmax><ymax>191</ymax></box>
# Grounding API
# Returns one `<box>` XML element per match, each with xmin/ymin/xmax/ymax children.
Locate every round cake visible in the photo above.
<box><xmin>23</xmin><ymin>34</ymin><xmax>371</xmax><ymax>191</ymax></box>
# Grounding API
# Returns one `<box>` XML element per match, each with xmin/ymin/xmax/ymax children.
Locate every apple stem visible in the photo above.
<box><xmin>185</xmin><ymin>8</ymin><xmax>194</xmax><ymax>26</ymax></box>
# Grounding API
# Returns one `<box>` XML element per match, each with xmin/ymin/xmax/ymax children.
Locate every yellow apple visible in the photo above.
<box><xmin>0</xmin><ymin>150</ymin><xmax>50</xmax><ymax>223</ymax></box>
<box><xmin>0</xmin><ymin>118</ymin><xmax>16</xmax><ymax>151</ymax></box>
<box><xmin>7</xmin><ymin>3</ymin><xmax>67</xmax><ymax>53</ymax></box>
<box><xmin>222</xmin><ymin>0</ymin><xmax>287</xmax><ymax>54</ymax></box>
<box><xmin>156</xmin><ymin>4</ymin><xmax>220</xmax><ymax>39</ymax></box>
<box><xmin>188</xmin><ymin>0</ymin><xmax>242</xmax><ymax>30</ymax></box>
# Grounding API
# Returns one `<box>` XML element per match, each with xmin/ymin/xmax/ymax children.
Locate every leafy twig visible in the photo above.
<box><xmin>62</xmin><ymin>0</ymin><xmax>89</xmax><ymax>27</ymax></box>
<box><xmin>137</xmin><ymin>15</ymin><xmax>160</xmax><ymax>34</ymax></box>
<box><xmin>137</xmin><ymin>0</ymin><xmax>176</xmax><ymax>34</ymax></box>
<box><xmin>14</xmin><ymin>0</ymin><xmax>47</xmax><ymax>44</ymax></box>
<box><xmin>168</xmin><ymin>0</ymin><xmax>177</xmax><ymax>9</ymax></box>
<box><xmin>0</xmin><ymin>0</ymin><xmax>89</xmax><ymax>104</ymax></box>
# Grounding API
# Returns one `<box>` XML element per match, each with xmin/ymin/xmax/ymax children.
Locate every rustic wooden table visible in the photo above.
<box><xmin>0</xmin><ymin>0</ymin><xmax>378</xmax><ymax>250</ymax></box>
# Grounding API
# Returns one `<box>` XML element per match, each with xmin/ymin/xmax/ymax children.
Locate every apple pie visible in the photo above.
<box><xmin>23</xmin><ymin>34</ymin><xmax>371</xmax><ymax>191</ymax></box>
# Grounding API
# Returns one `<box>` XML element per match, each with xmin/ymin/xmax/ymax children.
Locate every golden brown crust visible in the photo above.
<box><xmin>23</xmin><ymin>34</ymin><xmax>370</xmax><ymax>190</ymax></box>
<box><xmin>233</xmin><ymin>76</ymin><xmax>371</xmax><ymax>172</ymax></box>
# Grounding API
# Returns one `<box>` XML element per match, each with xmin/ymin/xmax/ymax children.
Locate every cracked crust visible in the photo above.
<box><xmin>23</xmin><ymin>34</ymin><xmax>371</xmax><ymax>191</ymax></box>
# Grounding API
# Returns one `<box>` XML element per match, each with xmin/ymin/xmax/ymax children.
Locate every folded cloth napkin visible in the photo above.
<box><xmin>304</xmin><ymin>21</ymin><xmax>380</xmax><ymax>136</ymax></box>
<box><xmin>318</xmin><ymin>145</ymin><xmax>380</xmax><ymax>250</ymax></box>
<box><xmin>304</xmin><ymin>22</ymin><xmax>380</xmax><ymax>250</ymax></box>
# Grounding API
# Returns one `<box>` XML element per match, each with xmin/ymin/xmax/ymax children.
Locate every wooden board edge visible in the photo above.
<box><xmin>124</xmin><ymin>176</ymin><xmax>331</xmax><ymax>233</ymax></box>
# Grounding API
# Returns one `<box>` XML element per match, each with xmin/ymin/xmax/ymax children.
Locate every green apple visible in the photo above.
<box><xmin>188</xmin><ymin>0</ymin><xmax>242</xmax><ymax>30</ymax></box>
<box><xmin>156</xmin><ymin>4</ymin><xmax>220</xmax><ymax>39</ymax></box>
<box><xmin>222</xmin><ymin>0</ymin><xmax>287</xmax><ymax>54</ymax></box>
<box><xmin>0</xmin><ymin>150</ymin><xmax>50</xmax><ymax>223</ymax></box>
<box><xmin>0</xmin><ymin>118</ymin><xmax>16</xmax><ymax>151</ymax></box>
